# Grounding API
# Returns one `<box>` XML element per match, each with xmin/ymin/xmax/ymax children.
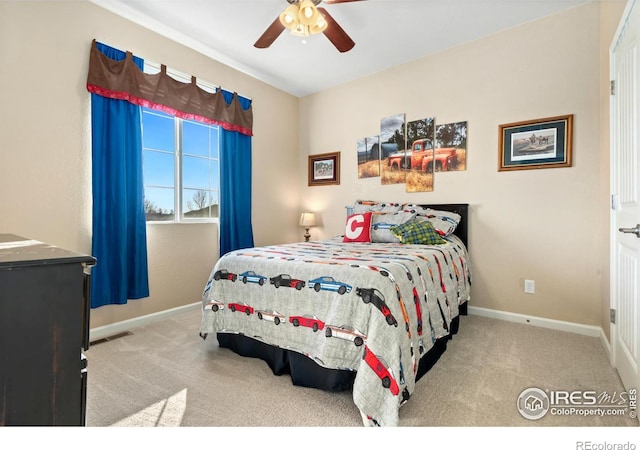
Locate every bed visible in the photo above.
<box><xmin>199</xmin><ymin>202</ymin><xmax>471</xmax><ymax>426</ymax></box>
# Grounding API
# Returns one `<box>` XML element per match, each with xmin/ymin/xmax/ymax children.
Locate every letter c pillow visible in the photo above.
<box><xmin>343</xmin><ymin>212</ymin><xmax>372</xmax><ymax>243</ymax></box>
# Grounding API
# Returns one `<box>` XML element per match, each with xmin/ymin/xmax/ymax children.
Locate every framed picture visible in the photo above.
<box><xmin>498</xmin><ymin>114</ymin><xmax>573</xmax><ymax>171</ymax></box>
<box><xmin>308</xmin><ymin>151</ymin><xmax>340</xmax><ymax>186</ymax></box>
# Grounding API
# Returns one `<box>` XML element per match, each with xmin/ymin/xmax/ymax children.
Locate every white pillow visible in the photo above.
<box><xmin>402</xmin><ymin>205</ymin><xmax>461</xmax><ymax>237</ymax></box>
<box><xmin>370</xmin><ymin>211</ymin><xmax>416</xmax><ymax>243</ymax></box>
<box><xmin>353</xmin><ymin>200</ymin><xmax>402</xmax><ymax>214</ymax></box>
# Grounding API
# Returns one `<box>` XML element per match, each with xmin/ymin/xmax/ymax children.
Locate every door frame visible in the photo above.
<box><xmin>609</xmin><ymin>0</ymin><xmax>639</xmax><ymax>394</ymax></box>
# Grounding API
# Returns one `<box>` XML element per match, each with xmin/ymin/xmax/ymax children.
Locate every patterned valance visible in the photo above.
<box><xmin>86</xmin><ymin>39</ymin><xmax>253</xmax><ymax>136</ymax></box>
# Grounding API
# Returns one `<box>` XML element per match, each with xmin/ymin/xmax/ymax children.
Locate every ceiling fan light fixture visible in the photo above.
<box><xmin>291</xmin><ymin>22</ymin><xmax>309</xmax><ymax>37</ymax></box>
<box><xmin>256</xmin><ymin>0</ymin><xmax>357</xmax><ymax>52</ymax></box>
<box><xmin>309</xmin><ymin>15</ymin><xmax>328</xmax><ymax>34</ymax></box>
<box><xmin>279</xmin><ymin>4</ymin><xmax>300</xmax><ymax>30</ymax></box>
<box><xmin>298</xmin><ymin>0</ymin><xmax>320</xmax><ymax>26</ymax></box>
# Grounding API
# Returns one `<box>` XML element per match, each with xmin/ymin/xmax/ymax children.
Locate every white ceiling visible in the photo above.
<box><xmin>89</xmin><ymin>0</ymin><xmax>598</xmax><ymax>97</ymax></box>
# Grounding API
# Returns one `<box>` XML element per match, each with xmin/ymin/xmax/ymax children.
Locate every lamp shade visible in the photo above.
<box><xmin>309</xmin><ymin>15</ymin><xmax>328</xmax><ymax>34</ymax></box>
<box><xmin>298</xmin><ymin>0</ymin><xmax>321</xmax><ymax>26</ymax></box>
<box><xmin>299</xmin><ymin>212</ymin><xmax>317</xmax><ymax>228</ymax></box>
<box><xmin>279</xmin><ymin>4</ymin><xmax>300</xmax><ymax>30</ymax></box>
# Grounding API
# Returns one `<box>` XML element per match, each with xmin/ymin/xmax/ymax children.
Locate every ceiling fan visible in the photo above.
<box><xmin>254</xmin><ymin>0</ymin><xmax>365</xmax><ymax>53</ymax></box>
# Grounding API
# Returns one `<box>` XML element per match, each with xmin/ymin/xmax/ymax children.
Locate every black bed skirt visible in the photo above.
<box><xmin>216</xmin><ymin>304</ymin><xmax>466</xmax><ymax>393</ymax></box>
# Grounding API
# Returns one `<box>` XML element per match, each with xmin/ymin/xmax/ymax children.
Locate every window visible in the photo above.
<box><xmin>142</xmin><ymin>107</ymin><xmax>220</xmax><ymax>222</ymax></box>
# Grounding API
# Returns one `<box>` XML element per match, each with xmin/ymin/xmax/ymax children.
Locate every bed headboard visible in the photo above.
<box><xmin>420</xmin><ymin>203</ymin><xmax>469</xmax><ymax>247</ymax></box>
<box><xmin>346</xmin><ymin>202</ymin><xmax>469</xmax><ymax>248</ymax></box>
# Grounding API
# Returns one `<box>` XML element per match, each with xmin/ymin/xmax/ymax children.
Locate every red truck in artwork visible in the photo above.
<box><xmin>387</xmin><ymin>138</ymin><xmax>458</xmax><ymax>172</ymax></box>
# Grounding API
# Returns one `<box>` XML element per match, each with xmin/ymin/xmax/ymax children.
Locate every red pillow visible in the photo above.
<box><xmin>343</xmin><ymin>212</ymin><xmax>372</xmax><ymax>243</ymax></box>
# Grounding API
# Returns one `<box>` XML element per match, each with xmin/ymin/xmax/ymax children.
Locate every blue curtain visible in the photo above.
<box><xmin>219</xmin><ymin>91</ymin><xmax>254</xmax><ymax>256</ymax></box>
<box><xmin>90</xmin><ymin>43</ymin><xmax>149</xmax><ymax>308</ymax></box>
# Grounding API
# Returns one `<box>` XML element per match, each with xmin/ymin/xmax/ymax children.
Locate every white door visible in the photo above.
<box><xmin>611</xmin><ymin>0</ymin><xmax>640</xmax><ymax>395</ymax></box>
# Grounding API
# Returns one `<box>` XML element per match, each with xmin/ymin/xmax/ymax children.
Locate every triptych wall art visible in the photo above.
<box><xmin>357</xmin><ymin>113</ymin><xmax>467</xmax><ymax>193</ymax></box>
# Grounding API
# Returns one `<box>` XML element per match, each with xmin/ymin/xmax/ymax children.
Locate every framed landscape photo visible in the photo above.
<box><xmin>308</xmin><ymin>151</ymin><xmax>340</xmax><ymax>186</ymax></box>
<box><xmin>498</xmin><ymin>114</ymin><xmax>573</xmax><ymax>171</ymax></box>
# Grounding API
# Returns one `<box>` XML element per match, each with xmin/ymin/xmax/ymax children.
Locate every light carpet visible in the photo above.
<box><xmin>85</xmin><ymin>307</ymin><xmax>638</xmax><ymax>428</ymax></box>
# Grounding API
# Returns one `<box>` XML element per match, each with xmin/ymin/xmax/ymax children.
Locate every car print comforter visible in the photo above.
<box><xmin>199</xmin><ymin>234</ymin><xmax>471</xmax><ymax>426</ymax></box>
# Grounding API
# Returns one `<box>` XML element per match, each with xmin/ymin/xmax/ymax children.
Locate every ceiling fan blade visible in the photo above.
<box><xmin>254</xmin><ymin>16</ymin><xmax>285</xmax><ymax>49</ymax></box>
<box><xmin>317</xmin><ymin>7</ymin><xmax>355</xmax><ymax>53</ymax></box>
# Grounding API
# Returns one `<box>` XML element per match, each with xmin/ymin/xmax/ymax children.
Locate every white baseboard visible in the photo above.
<box><xmin>599</xmin><ymin>327</ymin><xmax>612</xmax><ymax>356</ymax></box>
<box><xmin>467</xmin><ymin>306</ymin><xmax>611</xmax><ymax>356</ymax></box>
<box><xmin>89</xmin><ymin>302</ymin><xmax>201</xmax><ymax>342</ymax></box>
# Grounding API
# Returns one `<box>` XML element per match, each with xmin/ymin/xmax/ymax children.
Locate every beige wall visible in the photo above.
<box><xmin>299</xmin><ymin>1</ymin><xmax>625</xmax><ymax>333</ymax></box>
<box><xmin>0</xmin><ymin>1</ymin><xmax>300</xmax><ymax>328</ymax></box>
<box><xmin>0</xmin><ymin>1</ymin><xmax>626</xmax><ymax>335</ymax></box>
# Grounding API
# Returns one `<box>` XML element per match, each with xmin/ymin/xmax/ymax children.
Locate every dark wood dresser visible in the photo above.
<box><xmin>0</xmin><ymin>234</ymin><xmax>96</xmax><ymax>426</ymax></box>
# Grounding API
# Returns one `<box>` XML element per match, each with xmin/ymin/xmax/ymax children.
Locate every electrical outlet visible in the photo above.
<box><xmin>524</xmin><ymin>280</ymin><xmax>535</xmax><ymax>294</ymax></box>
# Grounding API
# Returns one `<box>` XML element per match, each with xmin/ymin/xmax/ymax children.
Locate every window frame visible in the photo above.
<box><xmin>142</xmin><ymin>62</ymin><xmax>220</xmax><ymax>225</ymax></box>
